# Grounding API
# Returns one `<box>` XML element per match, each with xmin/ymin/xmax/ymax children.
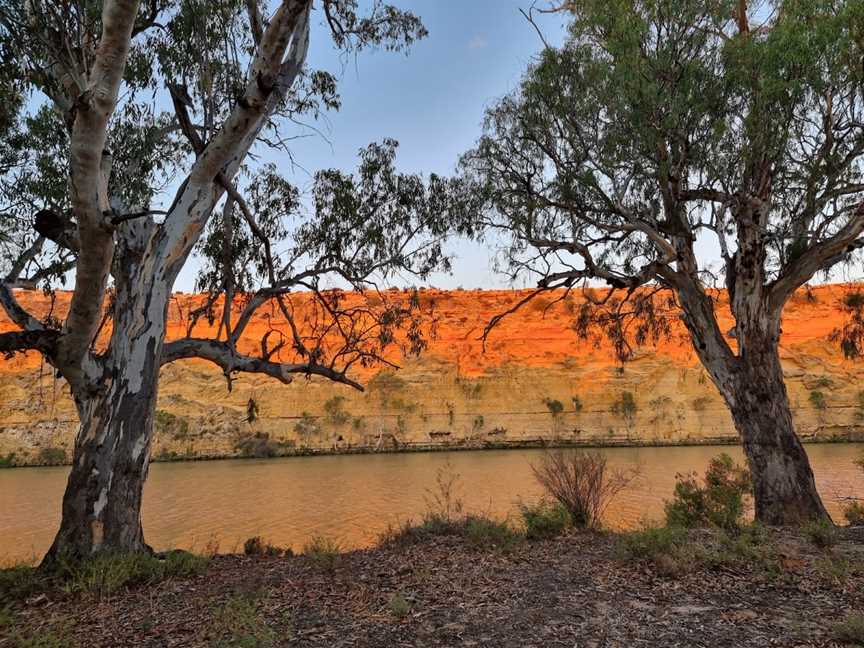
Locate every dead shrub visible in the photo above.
<box><xmin>531</xmin><ymin>449</ymin><xmax>637</xmax><ymax>528</ymax></box>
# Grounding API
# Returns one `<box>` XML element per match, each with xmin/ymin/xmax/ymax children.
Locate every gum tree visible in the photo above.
<box><xmin>0</xmin><ymin>0</ymin><xmax>439</xmax><ymax>562</ymax></box>
<box><xmin>460</xmin><ymin>0</ymin><xmax>864</xmax><ymax>524</ymax></box>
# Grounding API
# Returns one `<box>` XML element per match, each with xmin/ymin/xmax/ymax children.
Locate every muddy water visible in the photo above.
<box><xmin>1</xmin><ymin>444</ymin><xmax>862</xmax><ymax>562</ymax></box>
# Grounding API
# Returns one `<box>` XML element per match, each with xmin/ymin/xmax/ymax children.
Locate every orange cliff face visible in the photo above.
<box><xmin>1</xmin><ymin>284</ymin><xmax>863</xmax><ymax>464</ymax></box>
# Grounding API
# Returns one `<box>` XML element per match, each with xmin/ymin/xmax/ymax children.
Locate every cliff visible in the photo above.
<box><xmin>1</xmin><ymin>285</ymin><xmax>863</xmax><ymax>465</ymax></box>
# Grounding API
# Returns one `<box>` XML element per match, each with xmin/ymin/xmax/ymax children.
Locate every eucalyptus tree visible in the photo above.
<box><xmin>461</xmin><ymin>0</ymin><xmax>864</xmax><ymax>524</ymax></box>
<box><xmin>0</xmin><ymin>0</ymin><xmax>441</xmax><ymax>562</ymax></box>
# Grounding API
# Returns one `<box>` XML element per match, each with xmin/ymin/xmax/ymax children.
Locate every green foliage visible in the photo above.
<box><xmin>532</xmin><ymin>449</ymin><xmax>636</xmax><ymax>529</ymax></box>
<box><xmin>619</xmin><ymin>525</ymin><xmax>689</xmax><ymax>563</ymax></box>
<box><xmin>462</xmin><ymin>516</ymin><xmax>522</xmax><ymax>551</ymax></box>
<box><xmin>155</xmin><ymin>410</ymin><xmax>190</xmax><ymax>440</ymax></box>
<box><xmin>293</xmin><ymin>413</ymin><xmax>321</xmax><ymax>441</ymax></box>
<box><xmin>833</xmin><ymin>612</ymin><xmax>864</xmax><ymax>646</ymax></box>
<box><xmin>388</xmin><ymin>592</ymin><xmax>411</xmax><ymax>619</ymax></box>
<box><xmin>571</xmin><ymin>396</ymin><xmax>583</xmax><ymax>412</ymax></box>
<box><xmin>803</xmin><ymin>518</ymin><xmax>838</xmax><ymax>549</ymax></box>
<box><xmin>243</xmin><ymin>537</ymin><xmax>286</xmax><ymax>558</ymax></box>
<box><xmin>456</xmin><ymin>378</ymin><xmax>483</xmax><ymax>400</ymax></box>
<box><xmin>37</xmin><ymin>447</ymin><xmax>66</xmax><ymax>466</ymax></box>
<box><xmin>235</xmin><ymin>431</ymin><xmax>285</xmax><ymax>458</ymax></box>
<box><xmin>0</xmin><ymin>452</ymin><xmax>17</xmax><ymax>468</ymax></box>
<box><xmin>323</xmin><ymin>396</ymin><xmax>350</xmax><ymax>426</ymax></box>
<box><xmin>8</xmin><ymin>627</ymin><xmax>73</xmax><ymax>648</ymax></box>
<box><xmin>368</xmin><ymin>371</ymin><xmax>407</xmax><ymax>394</ymax></box>
<box><xmin>520</xmin><ymin>500</ymin><xmax>571</xmax><ymax>540</ymax></box>
<box><xmin>0</xmin><ymin>564</ymin><xmax>40</xmax><ymax>604</ymax></box>
<box><xmin>211</xmin><ymin>592</ymin><xmax>276</xmax><ymax>648</ymax></box>
<box><xmin>543</xmin><ymin>398</ymin><xmax>564</xmax><ymax>417</ymax></box>
<box><xmin>611</xmin><ymin>392</ymin><xmax>637</xmax><ymax>421</ymax></box>
<box><xmin>844</xmin><ymin>501</ymin><xmax>864</xmax><ymax>526</ymax></box>
<box><xmin>809</xmin><ymin>390</ymin><xmax>828</xmax><ymax>411</ymax></box>
<box><xmin>664</xmin><ymin>454</ymin><xmax>751</xmax><ymax>530</ymax></box>
<box><xmin>30</xmin><ymin>551</ymin><xmax>210</xmax><ymax>599</ymax></box>
<box><xmin>303</xmin><ymin>537</ymin><xmax>342</xmax><ymax>572</ymax></box>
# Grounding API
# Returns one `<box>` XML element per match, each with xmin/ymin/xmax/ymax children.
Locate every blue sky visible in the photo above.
<box><xmin>175</xmin><ymin>1</ymin><xmax>570</xmax><ymax>291</ymax></box>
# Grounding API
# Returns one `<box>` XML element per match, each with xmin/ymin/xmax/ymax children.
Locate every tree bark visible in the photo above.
<box><xmin>724</xmin><ymin>344</ymin><xmax>830</xmax><ymax>525</ymax></box>
<box><xmin>43</xmin><ymin>242</ymin><xmax>169</xmax><ymax>563</ymax></box>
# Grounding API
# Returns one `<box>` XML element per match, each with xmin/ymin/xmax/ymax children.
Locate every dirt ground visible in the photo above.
<box><xmin>3</xmin><ymin>525</ymin><xmax>864</xmax><ymax>648</ymax></box>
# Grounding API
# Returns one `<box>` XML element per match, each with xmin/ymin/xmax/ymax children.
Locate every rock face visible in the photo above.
<box><xmin>1</xmin><ymin>285</ymin><xmax>863</xmax><ymax>465</ymax></box>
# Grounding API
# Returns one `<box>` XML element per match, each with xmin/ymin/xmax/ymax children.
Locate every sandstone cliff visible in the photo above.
<box><xmin>1</xmin><ymin>285</ymin><xmax>862</xmax><ymax>465</ymax></box>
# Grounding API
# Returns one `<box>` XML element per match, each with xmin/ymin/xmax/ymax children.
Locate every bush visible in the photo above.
<box><xmin>543</xmin><ymin>398</ymin><xmax>564</xmax><ymax>417</ymax></box>
<box><xmin>211</xmin><ymin>591</ymin><xmax>275</xmax><ymax>647</ymax></box>
<box><xmin>462</xmin><ymin>516</ymin><xmax>522</xmax><ymax>551</ymax></box>
<box><xmin>531</xmin><ymin>449</ymin><xmax>636</xmax><ymax>529</ymax></box>
<box><xmin>37</xmin><ymin>447</ymin><xmax>66</xmax><ymax>466</ymax></box>
<box><xmin>619</xmin><ymin>525</ymin><xmax>689</xmax><ymax>562</ymax></box>
<box><xmin>844</xmin><ymin>501</ymin><xmax>864</xmax><ymax>526</ymax></box>
<box><xmin>303</xmin><ymin>536</ymin><xmax>342</xmax><ymax>572</ymax></box>
<box><xmin>154</xmin><ymin>410</ymin><xmax>190</xmax><ymax>439</ymax></box>
<box><xmin>0</xmin><ymin>453</ymin><xmax>16</xmax><ymax>468</ymax></box>
<box><xmin>809</xmin><ymin>390</ymin><xmax>827</xmax><ymax>410</ymax></box>
<box><xmin>323</xmin><ymin>396</ymin><xmax>350</xmax><ymax>426</ymax></box>
<box><xmin>664</xmin><ymin>453</ymin><xmax>751</xmax><ymax>530</ymax></box>
<box><xmin>234</xmin><ymin>431</ymin><xmax>284</xmax><ymax>458</ymax></box>
<box><xmin>611</xmin><ymin>392</ymin><xmax>637</xmax><ymax>421</ymax></box>
<box><xmin>833</xmin><ymin>612</ymin><xmax>864</xmax><ymax>646</ymax></box>
<box><xmin>52</xmin><ymin>551</ymin><xmax>207</xmax><ymax>597</ymax></box>
<box><xmin>293</xmin><ymin>412</ymin><xmax>321</xmax><ymax>440</ymax></box>
<box><xmin>520</xmin><ymin>500</ymin><xmax>571</xmax><ymax>540</ymax></box>
<box><xmin>803</xmin><ymin>518</ymin><xmax>837</xmax><ymax>549</ymax></box>
<box><xmin>243</xmin><ymin>537</ymin><xmax>286</xmax><ymax>557</ymax></box>
<box><xmin>389</xmin><ymin>592</ymin><xmax>411</xmax><ymax>619</ymax></box>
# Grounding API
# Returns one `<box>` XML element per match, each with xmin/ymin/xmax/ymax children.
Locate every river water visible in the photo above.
<box><xmin>1</xmin><ymin>444</ymin><xmax>862</xmax><ymax>562</ymax></box>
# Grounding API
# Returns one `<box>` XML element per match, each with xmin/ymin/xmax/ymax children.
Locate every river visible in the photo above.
<box><xmin>1</xmin><ymin>444</ymin><xmax>862</xmax><ymax>562</ymax></box>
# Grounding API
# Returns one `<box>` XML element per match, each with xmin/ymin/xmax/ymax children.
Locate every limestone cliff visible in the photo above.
<box><xmin>1</xmin><ymin>285</ymin><xmax>862</xmax><ymax>465</ymax></box>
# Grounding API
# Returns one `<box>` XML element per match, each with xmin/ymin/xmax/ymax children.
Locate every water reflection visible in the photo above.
<box><xmin>0</xmin><ymin>444</ymin><xmax>861</xmax><ymax>562</ymax></box>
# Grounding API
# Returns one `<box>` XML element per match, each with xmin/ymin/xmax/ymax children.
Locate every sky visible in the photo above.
<box><xmin>173</xmin><ymin>0</ymin><xmax>571</xmax><ymax>292</ymax></box>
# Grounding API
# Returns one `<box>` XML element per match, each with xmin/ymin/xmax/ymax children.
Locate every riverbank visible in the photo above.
<box><xmin>3</xmin><ymin>434</ymin><xmax>863</xmax><ymax>470</ymax></box>
<box><xmin>3</xmin><ymin>524</ymin><xmax>863</xmax><ymax>647</ymax></box>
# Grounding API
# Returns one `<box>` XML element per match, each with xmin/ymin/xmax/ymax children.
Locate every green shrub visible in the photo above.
<box><xmin>0</xmin><ymin>564</ymin><xmax>40</xmax><ymax>603</ymax></box>
<box><xmin>303</xmin><ymin>536</ymin><xmax>342</xmax><ymax>572</ymax></box>
<box><xmin>369</xmin><ymin>371</ymin><xmax>407</xmax><ymax>393</ymax></box>
<box><xmin>833</xmin><ymin>612</ymin><xmax>864</xmax><ymax>646</ymax></box>
<box><xmin>388</xmin><ymin>592</ymin><xmax>411</xmax><ymax>619</ymax></box>
<box><xmin>531</xmin><ymin>449</ymin><xmax>636</xmax><ymax>529</ymax></box>
<box><xmin>211</xmin><ymin>592</ymin><xmax>275</xmax><ymax>648</ymax></box>
<box><xmin>235</xmin><ymin>431</ymin><xmax>284</xmax><ymax>458</ymax></box>
<box><xmin>619</xmin><ymin>525</ymin><xmax>689</xmax><ymax>562</ymax></box>
<box><xmin>611</xmin><ymin>391</ymin><xmax>637</xmax><ymax>421</ymax></box>
<box><xmin>52</xmin><ymin>551</ymin><xmax>207</xmax><ymax>597</ymax></box>
<box><xmin>243</xmin><ymin>537</ymin><xmax>285</xmax><ymax>557</ymax></box>
<box><xmin>803</xmin><ymin>518</ymin><xmax>837</xmax><ymax>549</ymax></box>
<box><xmin>9</xmin><ymin>627</ymin><xmax>73</xmax><ymax>648</ymax></box>
<box><xmin>0</xmin><ymin>453</ymin><xmax>17</xmax><ymax>468</ymax></box>
<box><xmin>462</xmin><ymin>516</ymin><xmax>522</xmax><ymax>551</ymax></box>
<box><xmin>293</xmin><ymin>413</ymin><xmax>321</xmax><ymax>440</ymax></box>
<box><xmin>664</xmin><ymin>453</ymin><xmax>751</xmax><ymax>530</ymax></box>
<box><xmin>809</xmin><ymin>390</ymin><xmax>827</xmax><ymax>410</ymax></box>
<box><xmin>37</xmin><ymin>447</ymin><xmax>66</xmax><ymax>466</ymax></box>
<box><xmin>543</xmin><ymin>398</ymin><xmax>564</xmax><ymax>417</ymax></box>
<box><xmin>844</xmin><ymin>501</ymin><xmax>864</xmax><ymax>526</ymax></box>
<box><xmin>154</xmin><ymin>410</ymin><xmax>190</xmax><ymax>439</ymax></box>
<box><xmin>323</xmin><ymin>396</ymin><xmax>350</xmax><ymax>426</ymax></box>
<box><xmin>520</xmin><ymin>500</ymin><xmax>571</xmax><ymax>540</ymax></box>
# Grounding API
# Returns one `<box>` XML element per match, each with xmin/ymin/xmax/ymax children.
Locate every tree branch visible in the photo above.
<box><xmin>160</xmin><ymin>338</ymin><xmax>364</xmax><ymax>391</ymax></box>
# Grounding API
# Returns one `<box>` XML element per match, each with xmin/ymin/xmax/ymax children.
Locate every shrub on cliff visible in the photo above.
<box><xmin>665</xmin><ymin>454</ymin><xmax>751</xmax><ymax>531</ymax></box>
<box><xmin>531</xmin><ymin>449</ymin><xmax>636</xmax><ymax>529</ymax></box>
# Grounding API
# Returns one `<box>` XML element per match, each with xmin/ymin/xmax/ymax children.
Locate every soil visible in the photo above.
<box><xmin>4</xmin><ymin>527</ymin><xmax>864</xmax><ymax>647</ymax></box>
